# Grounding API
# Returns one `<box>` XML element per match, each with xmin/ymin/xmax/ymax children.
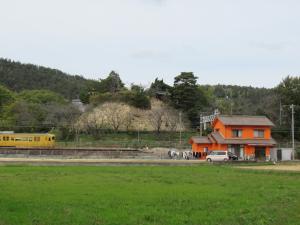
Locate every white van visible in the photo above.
<box><xmin>206</xmin><ymin>151</ymin><xmax>229</xmax><ymax>162</ymax></box>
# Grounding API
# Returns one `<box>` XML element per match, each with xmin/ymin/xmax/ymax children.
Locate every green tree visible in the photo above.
<box><xmin>0</xmin><ymin>85</ymin><xmax>15</xmax><ymax>110</ymax></box>
<box><xmin>170</xmin><ymin>72</ymin><xmax>207</xmax><ymax>127</ymax></box>
<box><xmin>79</xmin><ymin>89</ymin><xmax>90</xmax><ymax>104</ymax></box>
<box><xmin>18</xmin><ymin>90</ymin><xmax>66</xmax><ymax>105</ymax></box>
<box><xmin>7</xmin><ymin>100</ymin><xmax>47</xmax><ymax>132</ymax></box>
<box><xmin>277</xmin><ymin>76</ymin><xmax>300</xmax><ymax>105</ymax></box>
<box><xmin>128</xmin><ymin>85</ymin><xmax>151</xmax><ymax>109</ymax></box>
<box><xmin>148</xmin><ymin>78</ymin><xmax>171</xmax><ymax>99</ymax></box>
<box><xmin>99</xmin><ymin>71</ymin><xmax>125</xmax><ymax>93</ymax></box>
<box><xmin>276</xmin><ymin>76</ymin><xmax>300</xmax><ymax>140</ymax></box>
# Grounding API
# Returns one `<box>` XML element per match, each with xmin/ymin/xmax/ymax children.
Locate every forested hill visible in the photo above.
<box><xmin>0</xmin><ymin>58</ymin><xmax>99</xmax><ymax>99</ymax></box>
<box><xmin>0</xmin><ymin>58</ymin><xmax>298</xmax><ymax>139</ymax></box>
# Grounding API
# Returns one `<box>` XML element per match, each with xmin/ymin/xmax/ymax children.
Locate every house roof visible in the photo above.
<box><xmin>190</xmin><ymin>132</ymin><xmax>277</xmax><ymax>146</ymax></box>
<box><xmin>190</xmin><ymin>136</ymin><xmax>212</xmax><ymax>144</ymax></box>
<box><xmin>210</xmin><ymin>132</ymin><xmax>277</xmax><ymax>146</ymax></box>
<box><xmin>216</xmin><ymin>115</ymin><xmax>275</xmax><ymax>127</ymax></box>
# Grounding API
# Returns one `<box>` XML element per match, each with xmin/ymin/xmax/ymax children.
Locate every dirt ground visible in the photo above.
<box><xmin>239</xmin><ymin>164</ymin><xmax>300</xmax><ymax>172</ymax></box>
<box><xmin>0</xmin><ymin>157</ymin><xmax>206</xmax><ymax>166</ymax></box>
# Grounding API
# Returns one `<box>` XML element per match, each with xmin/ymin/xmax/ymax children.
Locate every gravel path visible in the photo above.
<box><xmin>238</xmin><ymin>164</ymin><xmax>300</xmax><ymax>172</ymax></box>
<box><xmin>0</xmin><ymin>157</ymin><xmax>206</xmax><ymax>166</ymax></box>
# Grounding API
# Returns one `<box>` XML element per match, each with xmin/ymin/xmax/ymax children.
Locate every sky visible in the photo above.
<box><xmin>0</xmin><ymin>0</ymin><xmax>299</xmax><ymax>88</ymax></box>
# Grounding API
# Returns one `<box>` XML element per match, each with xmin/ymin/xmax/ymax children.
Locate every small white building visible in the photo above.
<box><xmin>72</xmin><ymin>99</ymin><xmax>86</xmax><ymax>112</ymax></box>
<box><xmin>270</xmin><ymin>148</ymin><xmax>293</xmax><ymax>161</ymax></box>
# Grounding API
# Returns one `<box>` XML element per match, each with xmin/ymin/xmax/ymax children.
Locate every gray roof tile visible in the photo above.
<box><xmin>217</xmin><ymin>115</ymin><xmax>275</xmax><ymax>126</ymax></box>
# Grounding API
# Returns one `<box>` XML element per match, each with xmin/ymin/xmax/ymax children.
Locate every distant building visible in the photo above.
<box><xmin>189</xmin><ymin>115</ymin><xmax>277</xmax><ymax>160</ymax></box>
<box><xmin>270</xmin><ymin>148</ymin><xmax>293</xmax><ymax>161</ymax></box>
<box><xmin>72</xmin><ymin>99</ymin><xmax>86</xmax><ymax>112</ymax></box>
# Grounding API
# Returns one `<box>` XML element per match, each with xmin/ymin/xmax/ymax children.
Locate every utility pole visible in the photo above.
<box><xmin>279</xmin><ymin>99</ymin><xmax>283</xmax><ymax>126</ymax></box>
<box><xmin>290</xmin><ymin>104</ymin><xmax>295</xmax><ymax>160</ymax></box>
<box><xmin>226</xmin><ymin>95</ymin><xmax>233</xmax><ymax>115</ymax></box>
<box><xmin>137</xmin><ymin>121</ymin><xmax>140</xmax><ymax>144</ymax></box>
<box><xmin>179</xmin><ymin>112</ymin><xmax>182</xmax><ymax>146</ymax></box>
<box><xmin>199</xmin><ymin>113</ymin><xmax>202</xmax><ymax>136</ymax></box>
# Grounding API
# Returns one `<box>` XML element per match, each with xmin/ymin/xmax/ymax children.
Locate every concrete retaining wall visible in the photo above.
<box><xmin>0</xmin><ymin>147</ymin><xmax>161</xmax><ymax>159</ymax></box>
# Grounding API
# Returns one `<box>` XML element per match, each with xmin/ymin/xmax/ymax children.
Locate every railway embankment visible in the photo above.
<box><xmin>0</xmin><ymin>147</ymin><xmax>168</xmax><ymax>160</ymax></box>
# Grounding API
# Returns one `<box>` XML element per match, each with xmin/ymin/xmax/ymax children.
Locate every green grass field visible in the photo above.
<box><xmin>0</xmin><ymin>165</ymin><xmax>299</xmax><ymax>225</ymax></box>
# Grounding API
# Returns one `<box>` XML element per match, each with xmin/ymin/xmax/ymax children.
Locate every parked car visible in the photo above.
<box><xmin>206</xmin><ymin>151</ymin><xmax>229</xmax><ymax>162</ymax></box>
<box><xmin>228</xmin><ymin>152</ymin><xmax>239</xmax><ymax>161</ymax></box>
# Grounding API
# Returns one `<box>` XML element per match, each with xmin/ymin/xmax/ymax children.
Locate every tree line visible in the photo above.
<box><xmin>0</xmin><ymin>58</ymin><xmax>299</xmax><ymax>141</ymax></box>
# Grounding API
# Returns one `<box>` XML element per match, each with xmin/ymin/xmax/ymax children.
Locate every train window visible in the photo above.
<box><xmin>48</xmin><ymin>138</ymin><xmax>51</xmax><ymax>141</ymax></box>
<box><xmin>52</xmin><ymin>136</ymin><xmax>55</xmax><ymax>140</ymax></box>
<box><xmin>11</xmin><ymin>137</ymin><xmax>14</xmax><ymax>141</ymax></box>
<box><xmin>28</xmin><ymin>138</ymin><xmax>33</xmax><ymax>142</ymax></box>
<box><xmin>15</xmin><ymin>137</ymin><xmax>29</xmax><ymax>141</ymax></box>
<box><xmin>34</xmin><ymin>137</ymin><xmax>40</xmax><ymax>142</ymax></box>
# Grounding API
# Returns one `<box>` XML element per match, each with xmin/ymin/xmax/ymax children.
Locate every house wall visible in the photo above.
<box><xmin>213</xmin><ymin>119</ymin><xmax>226</xmax><ymax>137</ymax></box>
<box><xmin>213</xmin><ymin>118</ymin><xmax>271</xmax><ymax>139</ymax></box>
<box><xmin>191</xmin><ymin>143</ymin><xmax>210</xmax><ymax>152</ymax></box>
<box><xmin>224</xmin><ymin>126</ymin><xmax>271</xmax><ymax>139</ymax></box>
<box><xmin>192</xmin><ymin>143</ymin><xmax>227</xmax><ymax>152</ymax></box>
<box><xmin>192</xmin><ymin>142</ymin><xmax>271</xmax><ymax>160</ymax></box>
<box><xmin>244</xmin><ymin>145</ymin><xmax>271</xmax><ymax>158</ymax></box>
<box><xmin>191</xmin><ymin>143</ymin><xmax>228</xmax><ymax>160</ymax></box>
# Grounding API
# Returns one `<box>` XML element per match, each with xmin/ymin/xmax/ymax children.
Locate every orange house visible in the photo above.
<box><xmin>189</xmin><ymin>115</ymin><xmax>277</xmax><ymax>160</ymax></box>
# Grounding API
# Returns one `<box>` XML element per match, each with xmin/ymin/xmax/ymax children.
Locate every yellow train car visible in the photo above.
<box><xmin>0</xmin><ymin>132</ymin><xmax>55</xmax><ymax>148</ymax></box>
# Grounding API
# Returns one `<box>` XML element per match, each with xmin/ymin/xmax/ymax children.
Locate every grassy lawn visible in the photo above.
<box><xmin>0</xmin><ymin>165</ymin><xmax>299</xmax><ymax>225</ymax></box>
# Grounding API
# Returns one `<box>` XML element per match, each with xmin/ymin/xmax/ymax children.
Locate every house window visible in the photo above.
<box><xmin>232</xmin><ymin>129</ymin><xmax>242</xmax><ymax>138</ymax></box>
<box><xmin>254</xmin><ymin>130</ymin><xmax>265</xmax><ymax>138</ymax></box>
